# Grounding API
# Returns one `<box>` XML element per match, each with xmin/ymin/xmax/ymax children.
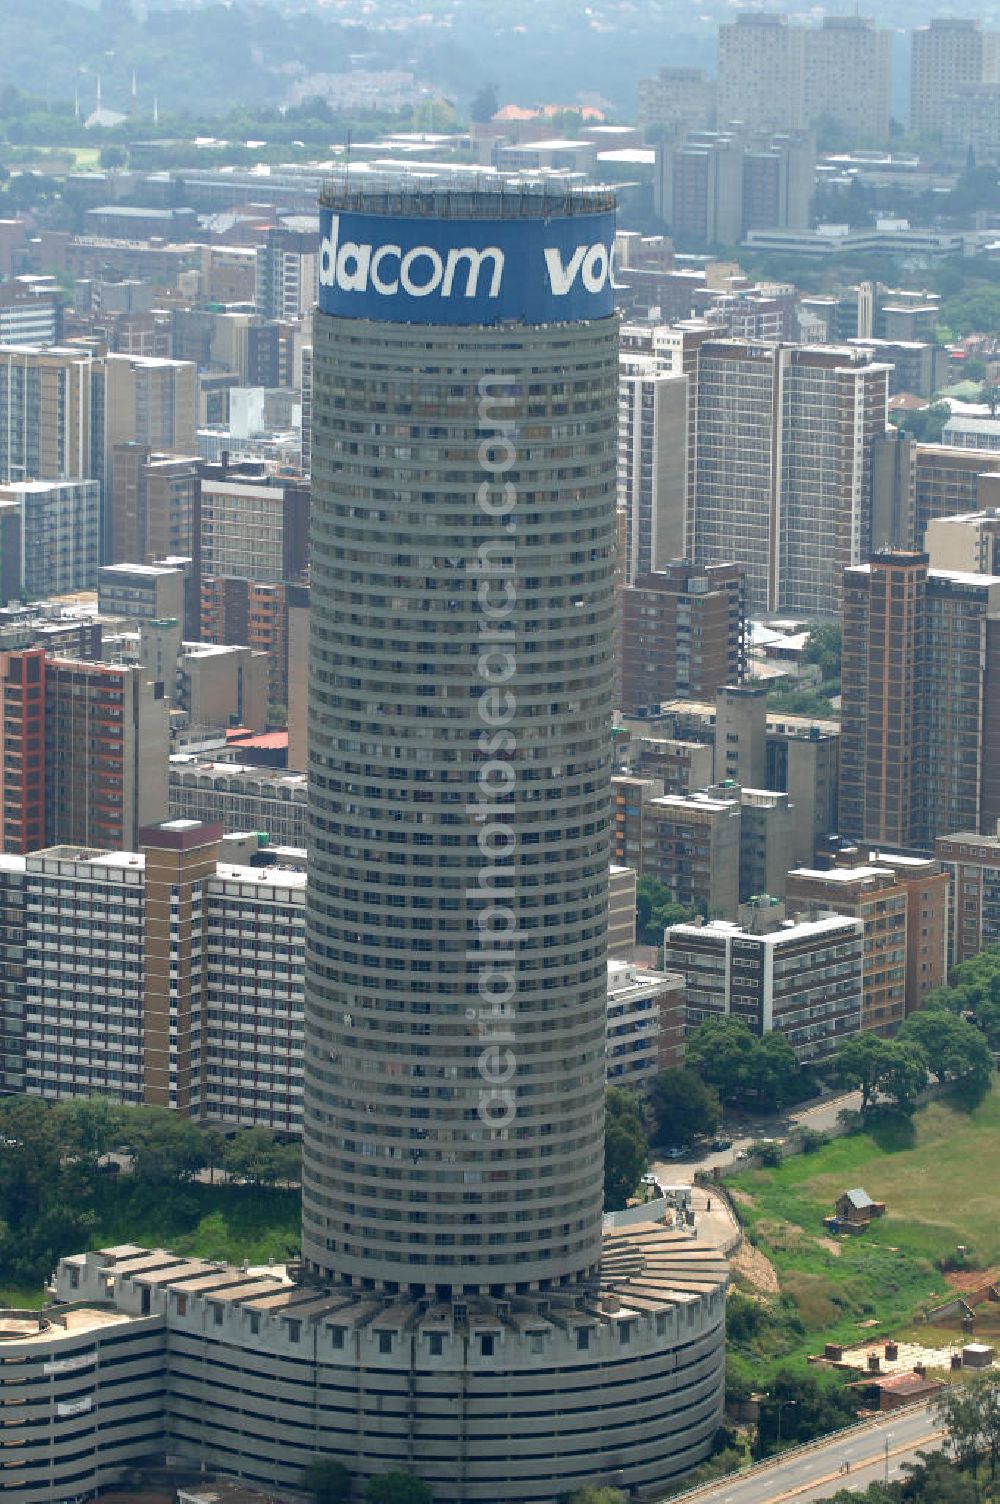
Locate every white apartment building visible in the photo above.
<box><xmin>618</xmin><ymin>355</ymin><xmax>689</xmax><ymax>582</ymax></box>
<box><xmin>606</xmin><ymin>958</ymin><xmax>663</xmax><ymax>1089</ymax></box>
<box><xmin>665</xmin><ymin>900</ymin><xmax>864</xmax><ymax>1061</ymax></box>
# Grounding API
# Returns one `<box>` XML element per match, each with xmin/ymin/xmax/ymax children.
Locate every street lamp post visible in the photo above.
<box><xmin>885</xmin><ymin>1433</ymin><xmax>892</xmax><ymax>1485</ymax></box>
<box><xmin>776</xmin><ymin>1397</ymin><xmax>798</xmax><ymax>1448</ymax></box>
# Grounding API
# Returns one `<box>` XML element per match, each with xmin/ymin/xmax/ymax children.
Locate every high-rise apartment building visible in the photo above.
<box><xmin>0</xmin><ymin>650</ymin><xmax>169</xmax><ymax>855</ymax></box>
<box><xmin>0</xmin><ymin>479</ymin><xmax>100</xmax><ymax>600</ymax></box>
<box><xmin>0</xmin><ymin>647</ymin><xmax>45</xmax><ymax>855</ymax></box>
<box><xmin>637</xmin><ymin>66</ymin><xmax>716</xmax><ymax>132</ymax></box>
<box><xmin>104</xmin><ymin>355</ymin><xmax>197</xmax><ymax>559</ymax></box>
<box><xmin>198</xmin><ymin>466</ymin><xmax>309</xmax><ymax>585</ymax></box>
<box><xmin>911</xmin><ymin>18</ymin><xmax>997</xmax><ymax>138</ymax></box>
<box><xmin>300</xmin><ymin>341</ymin><xmax>313</xmax><ymax>476</ymax></box>
<box><xmin>620</xmin><ymin>560</ymin><xmax>747</xmax><ymax>715</ymax></box>
<box><xmin>43</xmin><ymin>658</ymin><xmax>169</xmax><ymax>853</ymax></box>
<box><xmin>741</xmin><ymin>134</ymin><xmax>815</xmax><ymax>235</ymax></box>
<box><xmin>641</xmin><ymin>790</ymin><xmax>742</xmax><ymax>918</ymax></box>
<box><xmin>107</xmin><ymin>445</ymin><xmax>200</xmax><ymax>566</ymax></box>
<box><xmin>659</xmin><ymin>132</ymin><xmax>746</xmax><ymax>245</ymax></box>
<box><xmin>871</xmin><ymin>433</ymin><xmax>1000</xmax><ymax>554</ymax></box>
<box><xmin>840</xmin><ymin>554</ymin><xmax>1000</xmax><ymax>851</ymax></box>
<box><xmin>718</xmin><ymin>12</ymin><xmax>892</xmax><ymax>142</ymax></box>
<box><xmin>0</xmin><ymin>281</ymin><xmax>59</xmax><ymax>346</ymax></box>
<box><xmin>656</xmin><ymin>129</ymin><xmax>814</xmax><ymax>245</ymax></box>
<box><xmin>201</xmin><ymin>577</ymin><xmax>289</xmax><ymax>707</ymax></box>
<box><xmin>935</xmin><ymin>831</ymin><xmax>1000</xmax><ymax>967</ymax></box>
<box><xmin>175</xmin><ymin>643</ymin><xmax>269</xmax><ymax>733</ymax></box>
<box><xmin>618</xmin><ymin>358</ymin><xmax>689</xmax><ymax>579</ymax></box>
<box><xmin>718</xmin><ymin>14</ymin><xmax>806</xmax><ymax>133</ymax></box>
<box><xmin>840</xmin><ymin>553</ymin><xmax>924</xmax><ymax>850</ymax></box>
<box><xmin>303</xmin><ymin>181</ymin><xmax>726</xmax><ymax>1498</ymax></box>
<box><xmin>254</xmin><ymin>222</ymin><xmax>319</xmax><ymax>321</ymax></box>
<box><xmin>693</xmin><ymin>342</ymin><xmax>889</xmax><ymax>614</ymax></box>
<box><xmin>0</xmin><ymin>345</ymin><xmax>105</xmax><ymax>487</ymax></box>
<box><xmin>804</xmin><ymin>16</ymin><xmax>892</xmax><ymax>145</ymax></box>
<box><xmin>925</xmin><ymin>509</ymin><xmax>1000</xmax><ymax>574</ymax></box>
<box><xmin>785</xmin><ymin>865</ymin><xmax>909</xmax><ymax>1036</ymax></box>
<box><xmin>285</xmin><ymin>581</ymin><xmax>309</xmax><ymax>772</ymax></box>
<box><xmin>98</xmin><ymin>561</ymin><xmax>187</xmax><ymax>626</ymax></box>
<box><xmin>0</xmin><ymin>822</ymin><xmax>305</xmax><ymax>1126</ymax></box>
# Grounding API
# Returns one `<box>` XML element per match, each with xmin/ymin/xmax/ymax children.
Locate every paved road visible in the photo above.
<box><xmin>673</xmin><ymin>1403</ymin><xmax>946</xmax><ymax>1504</ymax></box>
<box><xmin>648</xmin><ymin>1090</ymin><xmax>863</xmax><ymax>1184</ymax></box>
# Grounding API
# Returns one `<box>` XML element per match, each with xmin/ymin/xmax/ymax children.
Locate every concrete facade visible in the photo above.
<box><xmin>665</xmin><ymin>901</ymin><xmax>864</xmax><ymax>1061</ymax></box>
<box><xmin>29</xmin><ymin>1234</ymin><xmax>726</xmax><ymax>1504</ymax></box>
<box><xmin>168</xmin><ymin>757</ymin><xmax>308</xmax><ymax>848</ymax></box>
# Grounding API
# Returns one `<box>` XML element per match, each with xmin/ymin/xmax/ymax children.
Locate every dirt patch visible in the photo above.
<box><xmin>733</xmin><ymin>1237</ymin><xmax>780</xmax><ymax>1296</ymax></box>
<box><xmin>945</xmin><ymin>1266</ymin><xmax>1000</xmax><ymax>1294</ymax></box>
<box><xmin>730</xmin><ymin>1189</ymin><xmax>754</xmax><ymax>1207</ymax></box>
<box><xmin>818</xmin><ymin>1236</ymin><xmax>843</xmax><ymax>1257</ymax></box>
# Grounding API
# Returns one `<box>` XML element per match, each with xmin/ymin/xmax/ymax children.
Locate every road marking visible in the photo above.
<box><xmin>756</xmin><ymin>1430</ymin><xmax>945</xmax><ymax>1504</ymax></box>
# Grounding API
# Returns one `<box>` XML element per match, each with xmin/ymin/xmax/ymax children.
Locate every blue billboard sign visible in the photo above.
<box><xmin>318</xmin><ymin>206</ymin><xmax>616</xmax><ymax>326</ymax></box>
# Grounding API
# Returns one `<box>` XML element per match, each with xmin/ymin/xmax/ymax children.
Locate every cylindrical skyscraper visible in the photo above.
<box><xmin>304</xmin><ymin>180</ymin><xmax>727</xmax><ymax>1501</ymax></box>
<box><xmin>304</xmin><ymin>184</ymin><xmax>616</xmax><ymax>1295</ymax></box>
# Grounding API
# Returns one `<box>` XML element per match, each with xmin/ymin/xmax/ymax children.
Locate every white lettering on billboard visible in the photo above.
<box><xmin>319</xmin><ymin>215</ymin><xmax>614</xmax><ymax>302</ymax></box>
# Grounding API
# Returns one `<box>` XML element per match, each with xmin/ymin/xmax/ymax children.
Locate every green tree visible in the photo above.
<box><xmin>686</xmin><ymin>1016</ymin><xmax>757</xmax><ymax>1105</ymax></box>
<box><xmin>365</xmin><ymin>1473</ymin><xmax>433</xmax><ymax>1504</ymax></box>
<box><xmin>900</xmin><ymin>1451</ymin><xmax>981</xmax><ymax>1502</ymax></box>
<box><xmin>648</xmin><ymin>1067</ymin><xmax>720</xmax><ymax>1148</ymax></box>
<box><xmin>126</xmin><ymin>1108</ymin><xmax>207</xmax><ymax>1185</ymax></box>
<box><xmin>834</xmin><ymin>1032</ymin><xmax>893</xmax><ymax>1112</ymax></box>
<box><xmin>469</xmin><ymin>82</ymin><xmax>498</xmax><ymax>122</ymax></box>
<box><xmin>930</xmin><ymin>946</ymin><xmax>1000</xmax><ymax>1050</ymax></box>
<box><xmin>757</xmin><ymin>1368</ymin><xmax>859</xmax><ymax>1458</ymax></box>
<box><xmin>302</xmin><ymin>1456</ymin><xmax>352</xmax><ymax>1504</ymax></box>
<box><xmin>898</xmin><ymin>1009</ymin><xmax>993</xmax><ymax>1093</ymax></box>
<box><xmin>801</xmin><ymin>622</ymin><xmax>842</xmax><ymax>683</ymax></box>
<box><xmin>223</xmin><ymin>1128</ymin><xmax>300</xmax><ymax>1189</ymax></box>
<box><xmin>936</xmin><ymin>1381</ymin><xmax>989</xmax><ymax>1477</ymax></box>
<box><xmin>935</xmin><ymin>1370</ymin><xmax>1000</xmax><ymax>1482</ymax></box>
<box><xmin>604</xmin><ymin>1087</ymin><xmax>648</xmax><ymax>1210</ymax></box>
<box><xmin>0</xmin><ymin>1097</ymin><xmax>65</xmax><ymax>1225</ymax></box>
<box><xmin>636</xmin><ymin>875</ymin><xmax>701</xmax><ymax>946</ymax></box>
<box><xmin>890</xmin><ymin>402</ymin><xmax>950</xmax><ymax>445</ymax></box>
<box><xmin>879</xmin><ymin>1040</ymin><xmax>928</xmax><ymax>1113</ymax></box>
<box><xmin>61</xmin><ymin>1095</ymin><xmax>126</xmax><ymax>1169</ymax></box>
<box><xmin>745</xmin><ymin>1032</ymin><xmax>801</xmax><ymax>1113</ymax></box>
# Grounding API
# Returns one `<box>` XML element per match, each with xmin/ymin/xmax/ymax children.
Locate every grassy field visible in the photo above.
<box><xmin>725</xmin><ymin>1083</ymin><xmax>1000</xmax><ymax>1380</ymax></box>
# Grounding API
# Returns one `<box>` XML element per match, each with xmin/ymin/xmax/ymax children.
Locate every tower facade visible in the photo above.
<box><xmin>304</xmin><ymin>186</ymin><xmax>618</xmax><ymax>1295</ymax></box>
<box><xmin>911</xmin><ymin>18</ymin><xmax>993</xmax><ymax>138</ymax></box>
